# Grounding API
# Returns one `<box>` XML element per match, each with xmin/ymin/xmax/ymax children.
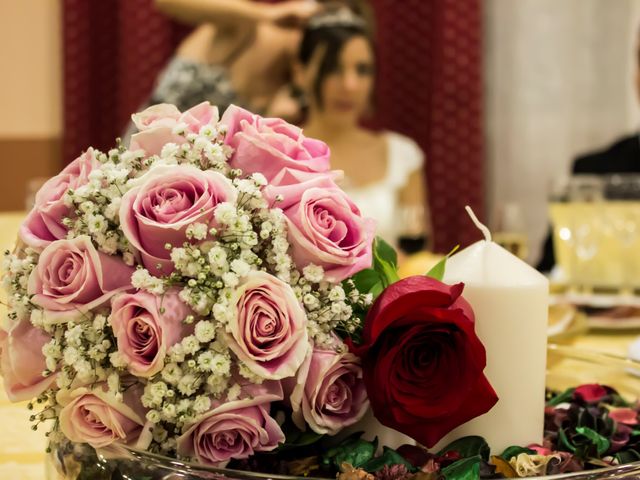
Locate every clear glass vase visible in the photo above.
<box><xmin>47</xmin><ymin>344</ymin><xmax>640</xmax><ymax>480</ymax></box>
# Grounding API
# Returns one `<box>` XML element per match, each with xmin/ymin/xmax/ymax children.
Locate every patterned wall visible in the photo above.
<box><xmin>62</xmin><ymin>0</ymin><xmax>484</xmax><ymax>252</ymax></box>
<box><xmin>371</xmin><ymin>0</ymin><xmax>484</xmax><ymax>251</ymax></box>
<box><xmin>62</xmin><ymin>0</ymin><xmax>188</xmax><ymax>162</ymax></box>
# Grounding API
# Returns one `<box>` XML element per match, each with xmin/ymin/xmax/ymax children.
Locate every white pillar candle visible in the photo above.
<box><xmin>438</xmin><ymin>207</ymin><xmax>548</xmax><ymax>453</ymax></box>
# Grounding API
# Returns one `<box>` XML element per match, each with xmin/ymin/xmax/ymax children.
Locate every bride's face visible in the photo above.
<box><xmin>317</xmin><ymin>35</ymin><xmax>375</xmax><ymax>124</ymax></box>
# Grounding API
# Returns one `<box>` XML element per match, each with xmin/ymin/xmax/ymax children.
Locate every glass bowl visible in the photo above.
<box><xmin>47</xmin><ymin>344</ymin><xmax>640</xmax><ymax>480</ymax></box>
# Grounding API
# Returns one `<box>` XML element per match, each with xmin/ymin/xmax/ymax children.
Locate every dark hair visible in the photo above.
<box><xmin>298</xmin><ymin>6</ymin><xmax>374</xmax><ymax>108</ymax></box>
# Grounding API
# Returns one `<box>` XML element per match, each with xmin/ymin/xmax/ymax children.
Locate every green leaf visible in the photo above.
<box><xmin>440</xmin><ymin>455</ymin><xmax>481</xmax><ymax>480</ymax></box>
<box><xmin>575</xmin><ymin>426</ymin><xmax>611</xmax><ymax>456</ymax></box>
<box><xmin>359</xmin><ymin>447</ymin><xmax>415</xmax><ymax>473</ymax></box>
<box><xmin>372</xmin><ymin>237</ymin><xmax>400</xmax><ymax>287</ymax></box>
<box><xmin>425</xmin><ymin>245</ymin><xmax>459</xmax><ymax>281</ymax></box>
<box><xmin>558</xmin><ymin>428</ymin><xmax>576</xmax><ymax>453</ymax></box>
<box><xmin>499</xmin><ymin>446</ymin><xmax>536</xmax><ymax>461</ymax></box>
<box><xmin>615</xmin><ymin>449</ymin><xmax>640</xmax><ymax>464</ymax></box>
<box><xmin>437</xmin><ymin>436</ymin><xmax>490</xmax><ymax>461</ymax></box>
<box><xmin>322</xmin><ymin>437</ymin><xmax>377</xmax><ymax>469</ymax></box>
<box><xmin>547</xmin><ymin>387</ymin><xmax>575</xmax><ymax>407</ymax></box>
<box><xmin>610</xmin><ymin>393</ymin><xmax>631</xmax><ymax>408</ymax></box>
<box><xmin>351</xmin><ymin>268</ymin><xmax>382</xmax><ymax>293</ymax></box>
<box><xmin>370</xmin><ymin>282</ymin><xmax>384</xmax><ymax>298</ymax></box>
<box><xmin>278</xmin><ymin>429</ymin><xmax>325</xmax><ymax>452</ymax></box>
<box><xmin>374</xmin><ymin>237</ymin><xmax>398</xmax><ymax>267</ymax></box>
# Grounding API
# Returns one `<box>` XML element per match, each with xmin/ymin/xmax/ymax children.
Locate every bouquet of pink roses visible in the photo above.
<box><xmin>0</xmin><ymin>102</ymin><xmax>496</xmax><ymax>473</ymax></box>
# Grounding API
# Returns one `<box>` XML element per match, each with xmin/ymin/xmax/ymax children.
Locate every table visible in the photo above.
<box><xmin>0</xmin><ymin>213</ymin><xmax>49</xmax><ymax>480</ymax></box>
<box><xmin>0</xmin><ymin>213</ymin><xmax>637</xmax><ymax>479</ymax></box>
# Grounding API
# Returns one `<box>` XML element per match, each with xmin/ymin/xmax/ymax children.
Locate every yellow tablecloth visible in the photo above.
<box><xmin>0</xmin><ymin>212</ymin><xmax>637</xmax><ymax>480</ymax></box>
<box><xmin>0</xmin><ymin>213</ymin><xmax>49</xmax><ymax>480</ymax></box>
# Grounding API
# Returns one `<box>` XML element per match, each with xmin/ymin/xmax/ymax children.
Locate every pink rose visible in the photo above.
<box><xmin>275</xmin><ymin>174</ymin><xmax>375</xmax><ymax>283</ymax></box>
<box><xmin>20</xmin><ymin>149</ymin><xmax>100</xmax><ymax>250</ymax></box>
<box><xmin>288</xmin><ymin>345</ymin><xmax>368</xmax><ymax>435</ymax></box>
<box><xmin>28</xmin><ymin>236</ymin><xmax>134</xmax><ymax>322</ymax></box>
<box><xmin>130</xmin><ymin>102</ymin><xmax>219</xmax><ymax>156</ymax></box>
<box><xmin>263</xmin><ymin>168</ymin><xmax>344</xmax><ymax>209</ymax></box>
<box><xmin>58</xmin><ymin>383</ymin><xmax>148</xmax><ymax>449</ymax></box>
<box><xmin>225</xmin><ymin>271</ymin><xmax>309</xmax><ymax>380</ymax></box>
<box><xmin>221</xmin><ymin>105</ymin><xmax>330</xmax><ymax>180</ymax></box>
<box><xmin>177</xmin><ymin>381</ymin><xmax>284</xmax><ymax>466</ymax></box>
<box><xmin>179</xmin><ymin>101</ymin><xmax>220</xmax><ymax>133</ymax></box>
<box><xmin>0</xmin><ymin>318</ymin><xmax>56</xmax><ymax>402</ymax></box>
<box><xmin>120</xmin><ymin>164</ymin><xmax>236</xmax><ymax>275</ymax></box>
<box><xmin>110</xmin><ymin>289</ymin><xmax>191</xmax><ymax>377</ymax></box>
<box><xmin>131</xmin><ymin>103</ymin><xmax>181</xmax><ymax>131</ymax></box>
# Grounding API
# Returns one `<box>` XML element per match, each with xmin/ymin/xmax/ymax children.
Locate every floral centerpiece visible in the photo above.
<box><xmin>1</xmin><ymin>102</ymin><xmax>502</xmax><ymax>478</ymax></box>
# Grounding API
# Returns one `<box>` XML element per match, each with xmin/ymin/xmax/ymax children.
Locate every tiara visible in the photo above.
<box><xmin>308</xmin><ymin>8</ymin><xmax>367</xmax><ymax>30</ymax></box>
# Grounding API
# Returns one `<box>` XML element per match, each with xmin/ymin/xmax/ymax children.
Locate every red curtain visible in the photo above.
<box><xmin>62</xmin><ymin>0</ymin><xmax>483</xmax><ymax>252</ymax></box>
<box><xmin>62</xmin><ymin>0</ymin><xmax>189</xmax><ymax>163</ymax></box>
<box><xmin>370</xmin><ymin>0</ymin><xmax>484</xmax><ymax>252</ymax></box>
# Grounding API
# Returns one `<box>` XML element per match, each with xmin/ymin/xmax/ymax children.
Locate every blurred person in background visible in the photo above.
<box><xmin>151</xmin><ymin>0</ymin><xmax>321</xmax><ymax>118</ymax></box>
<box><xmin>294</xmin><ymin>5</ymin><xmax>431</xmax><ymax>252</ymax></box>
<box><xmin>537</xmin><ymin>31</ymin><xmax>640</xmax><ymax>272</ymax></box>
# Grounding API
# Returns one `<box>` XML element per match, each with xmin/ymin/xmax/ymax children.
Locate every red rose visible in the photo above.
<box><xmin>348</xmin><ymin>276</ymin><xmax>498</xmax><ymax>448</ymax></box>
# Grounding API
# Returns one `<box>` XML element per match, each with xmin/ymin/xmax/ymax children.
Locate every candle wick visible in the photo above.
<box><xmin>465</xmin><ymin>206</ymin><xmax>492</xmax><ymax>242</ymax></box>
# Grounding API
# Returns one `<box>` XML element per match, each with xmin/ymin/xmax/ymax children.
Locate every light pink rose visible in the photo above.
<box><xmin>276</xmin><ymin>176</ymin><xmax>375</xmax><ymax>282</ymax></box>
<box><xmin>28</xmin><ymin>236</ymin><xmax>134</xmax><ymax>322</ymax></box>
<box><xmin>130</xmin><ymin>102</ymin><xmax>220</xmax><ymax>156</ymax></box>
<box><xmin>58</xmin><ymin>383</ymin><xmax>148</xmax><ymax>449</ymax></box>
<box><xmin>110</xmin><ymin>289</ymin><xmax>191</xmax><ymax>377</ymax></box>
<box><xmin>0</xmin><ymin>318</ymin><xmax>56</xmax><ymax>402</ymax></box>
<box><xmin>177</xmin><ymin>381</ymin><xmax>284</xmax><ymax>466</ymax></box>
<box><xmin>120</xmin><ymin>164</ymin><xmax>237</xmax><ymax>275</ymax></box>
<box><xmin>225</xmin><ymin>271</ymin><xmax>309</xmax><ymax>380</ymax></box>
<box><xmin>131</xmin><ymin>103</ymin><xmax>181</xmax><ymax>131</ymax></box>
<box><xmin>288</xmin><ymin>345</ymin><xmax>368</xmax><ymax>435</ymax></box>
<box><xmin>129</xmin><ymin>126</ymin><xmax>185</xmax><ymax>157</ymax></box>
<box><xmin>221</xmin><ymin>105</ymin><xmax>330</xmax><ymax>180</ymax></box>
<box><xmin>20</xmin><ymin>149</ymin><xmax>100</xmax><ymax>250</ymax></box>
<box><xmin>179</xmin><ymin>101</ymin><xmax>220</xmax><ymax>133</ymax></box>
<box><xmin>263</xmin><ymin>168</ymin><xmax>344</xmax><ymax>209</ymax></box>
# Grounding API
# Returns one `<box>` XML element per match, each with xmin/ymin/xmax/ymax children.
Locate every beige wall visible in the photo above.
<box><xmin>0</xmin><ymin>1</ymin><xmax>62</xmax><ymax>210</ymax></box>
<box><xmin>0</xmin><ymin>1</ymin><xmax>62</xmax><ymax>137</ymax></box>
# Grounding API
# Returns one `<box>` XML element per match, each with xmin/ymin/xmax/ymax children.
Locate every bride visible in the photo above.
<box><xmin>294</xmin><ymin>5</ymin><xmax>431</xmax><ymax>251</ymax></box>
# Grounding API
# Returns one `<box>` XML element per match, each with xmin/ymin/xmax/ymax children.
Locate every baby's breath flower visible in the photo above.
<box><xmin>227</xmin><ymin>383</ymin><xmax>241</xmax><ymax>401</ymax></box>
<box><xmin>193</xmin><ymin>395</ymin><xmax>211</xmax><ymax>414</ymax></box>
<box><xmin>303</xmin><ymin>264</ymin><xmax>324</xmax><ymax>283</ymax></box>
<box><xmin>181</xmin><ymin>335</ymin><xmax>201</xmax><ymax>355</ymax></box>
<box><xmin>194</xmin><ymin>320</ymin><xmax>216</xmax><ymax>343</ymax></box>
<box><xmin>161</xmin><ymin>363</ymin><xmax>183</xmax><ymax>384</ymax></box>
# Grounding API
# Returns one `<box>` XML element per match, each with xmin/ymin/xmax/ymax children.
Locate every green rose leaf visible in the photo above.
<box><xmin>322</xmin><ymin>437</ymin><xmax>377</xmax><ymax>469</ymax></box>
<box><xmin>374</xmin><ymin>236</ymin><xmax>398</xmax><ymax>267</ymax></box>
<box><xmin>360</xmin><ymin>447</ymin><xmax>415</xmax><ymax>473</ymax></box>
<box><xmin>440</xmin><ymin>455</ymin><xmax>482</xmax><ymax>480</ymax></box>
<box><xmin>372</xmin><ymin>237</ymin><xmax>400</xmax><ymax>287</ymax></box>
<box><xmin>547</xmin><ymin>387</ymin><xmax>575</xmax><ymax>407</ymax></box>
<box><xmin>615</xmin><ymin>449</ymin><xmax>640</xmax><ymax>464</ymax></box>
<box><xmin>438</xmin><ymin>436</ymin><xmax>490</xmax><ymax>461</ymax></box>
<box><xmin>575</xmin><ymin>426</ymin><xmax>611</xmax><ymax>456</ymax></box>
<box><xmin>425</xmin><ymin>245</ymin><xmax>459</xmax><ymax>281</ymax></box>
<box><xmin>351</xmin><ymin>268</ymin><xmax>381</xmax><ymax>292</ymax></box>
<box><xmin>278</xmin><ymin>429</ymin><xmax>325</xmax><ymax>451</ymax></box>
<box><xmin>558</xmin><ymin>428</ymin><xmax>576</xmax><ymax>453</ymax></box>
<box><xmin>499</xmin><ymin>446</ymin><xmax>537</xmax><ymax>461</ymax></box>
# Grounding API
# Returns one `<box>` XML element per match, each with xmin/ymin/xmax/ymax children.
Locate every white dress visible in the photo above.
<box><xmin>341</xmin><ymin>131</ymin><xmax>425</xmax><ymax>245</ymax></box>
